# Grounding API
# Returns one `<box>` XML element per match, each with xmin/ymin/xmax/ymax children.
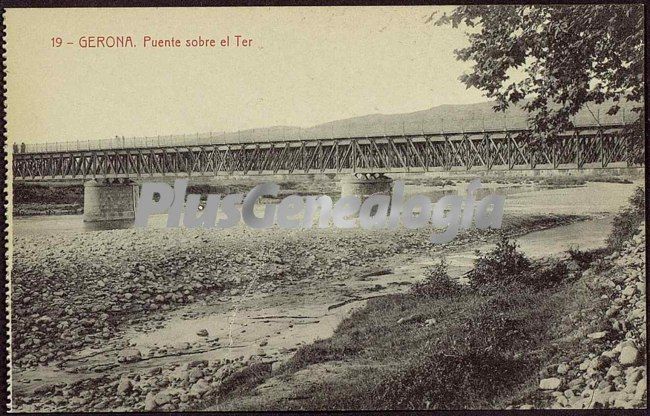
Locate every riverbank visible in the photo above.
<box><xmin>12</xmin><ymin>213</ymin><xmax>582</xmax><ymax>368</ymax></box>
<box><xmin>12</xmin><ymin>182</ymin><xmax>84</xmax><ymax>216</ymax></box>
<box><xmin>12</xmin><ymin>212</ymin><xmax>587</xmax><ymax>412</ymax></box>
<box><xmin>13</xmin><ymin>203</ymin><xmax>83</xmax><ymax>216</ymax></box>
<box><xmin>210</xmin><ymin>210</ymin><xmax>646</xmax><ymax>411</ymax></box>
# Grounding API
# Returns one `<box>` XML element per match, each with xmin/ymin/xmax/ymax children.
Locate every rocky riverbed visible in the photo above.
<box><xmin>10</xmin><ymin>213</ymin><xmax>583</xmax><ymax>412</ymax></box>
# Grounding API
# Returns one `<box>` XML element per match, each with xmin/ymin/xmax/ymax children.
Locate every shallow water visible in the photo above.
<box><xmin>120</xmin><ymin>213</ymin><xmax>615</xmax><ymax>364</ymax></box>
<box><xmin>444</xmin><ymin>214</ymin><xmax>613</xmax><ymax>280</ymax></box>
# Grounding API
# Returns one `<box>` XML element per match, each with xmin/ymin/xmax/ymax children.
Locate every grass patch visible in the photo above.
<box><xmin>218</xmin><ymin>242</ymin><xmax>601</xmax><ymax>410</ymax></box>
<box><xmin>223</xmin><ymin>276</ymin><xmax>599</xmax><ymax>410</ymax></box>
<box><xmin>217</xmin><ymin>362</ymin><xmax>273</xmax><ymax>397</ymax></box>
<box><xmin>606</xmin><ymin>186</ymin><xmax>645</xmax><ymax>250</ymax></box>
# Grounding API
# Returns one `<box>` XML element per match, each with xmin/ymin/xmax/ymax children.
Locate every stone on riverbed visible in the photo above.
<box><xmin>118</xmin><ymin>348</ymin><xmax>142</xmax><ymax>364</ymax></box>
<box><xmin>117</xmin><ymin>378</ymin><xmax>132</xmax><ymax>395</ymax></box>
<box><xmin>189</xmin><ymin>379</ymin><xmax>211</xmax><ymax>397</ymax></box>
<box><xmin>144</xmin><ymin>392</ymin><xmax>156</xmax><ymax>411</ymax></box>
<box><xmin>540</xmin><ymin>378</ymin><xmax>562</xmax><ymax>390</ymax></box>
<box><xmin>619</xmin><ymin>346</ymin><xmax>640</xmax><ymax>366</ymax></box>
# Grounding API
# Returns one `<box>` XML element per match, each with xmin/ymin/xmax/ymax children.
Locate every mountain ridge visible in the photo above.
<box><xmin>218</xmin><ymin>99</ymin><xmax>636</xmax><ymax>143</ymax></box>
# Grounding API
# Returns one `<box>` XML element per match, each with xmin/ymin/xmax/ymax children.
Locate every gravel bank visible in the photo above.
<box><xmin>530</xmin><ymin>223</ymin><xmax>646</xmax><ymax>409</ymax></box>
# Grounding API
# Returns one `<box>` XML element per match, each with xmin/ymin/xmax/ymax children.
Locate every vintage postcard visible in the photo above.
<box><xmin>3</xmin><ymin>4</ymin><xmax>647</xmax><ymax>412</ymax></box>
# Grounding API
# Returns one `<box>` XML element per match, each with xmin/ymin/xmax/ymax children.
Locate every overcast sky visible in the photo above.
<box><xmin>6</xmin><ymin>7</ymin><xmax>488</xmax><ymax>144</ymax></box>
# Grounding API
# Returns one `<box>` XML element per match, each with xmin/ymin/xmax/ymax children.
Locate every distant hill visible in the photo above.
<box><xmin>217</xmin><ymin>99</ymin><xmax>638</xmax><ymax>143</ymax></box>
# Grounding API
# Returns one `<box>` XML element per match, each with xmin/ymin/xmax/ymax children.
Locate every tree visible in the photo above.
<box><xmin>436</xmin><ymin>5</ymin><xmax>644</xmax><ymax>139</ymax></box>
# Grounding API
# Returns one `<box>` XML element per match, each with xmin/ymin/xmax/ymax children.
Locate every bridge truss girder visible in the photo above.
<box><xmin>12</xmin><ymin>126</ymin><xmax>644</xmax><ymax>181</ymax></box>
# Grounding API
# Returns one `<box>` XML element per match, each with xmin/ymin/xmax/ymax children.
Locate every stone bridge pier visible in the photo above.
<box><xmin>83</xmin><ymin>179</ymin><xmax>139</xmax><ymax>222</ymax></box>
<box><xmin>340</xmin><ymin>173</ymin><xmax>393</xmax><ymax>197</ymax></box>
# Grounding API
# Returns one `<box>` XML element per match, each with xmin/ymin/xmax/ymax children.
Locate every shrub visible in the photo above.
<box><xmin>541</xmin><ymin>176</ymin><xmax>586</xmax><ymax>186</ymax></box>
<box><xmin>412</xmin><ymin>258</ymin><xmax>462</xmax><ymax>298</ymax></box>
<box><xmin>526</xmin><ymin>259</ymin><xmax>570</xmax><ymax>290</ymax></box>
<box><xmin>587</xmin><ymin>176</ymin><xmax>633</xmax><ymax>184</ymax></box>
<box><xmin>468</xmin><ymin>236</ymin><xmax>575</xmax><ymax>291</ymax></box>
<box><xmin>217</xmin><ymin>362</ymin><xmax>272</xmax><ymax>396</ymax></box>
<box><xmin>566</xmin><ymin>247</ymin><xmax>608</xmax><ymax>270</ymax></box>
<box><xmin>468</xmin><ymin>236</ymin><xmax>531</xmax><ymax>289</ymax></box>
<box><xmin>606</xmin><ymin>186</ymin><xmax>645</xmax><ymax>250</ymax></box>
<box><xmin>281</xmin><ymin>339</ymin><xmax>362</xmax><ymax>373</ymax></box>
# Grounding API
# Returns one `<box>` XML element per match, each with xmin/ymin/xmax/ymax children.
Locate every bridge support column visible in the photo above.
<box><xmin>340</xmin><ymin>173</ymin><xmax>393</xmax><ymax>197</ymax></box>
<box><xmin>83</xmin><ymin>179</ymin><xmax>139</xmax><ymax>222</ymax></box>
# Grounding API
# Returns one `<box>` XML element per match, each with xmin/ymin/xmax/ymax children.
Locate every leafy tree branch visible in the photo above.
<box><xmin>436</xmin><ymin>5</ymin><xmax>644</xmax><ymax>139</ymax></box>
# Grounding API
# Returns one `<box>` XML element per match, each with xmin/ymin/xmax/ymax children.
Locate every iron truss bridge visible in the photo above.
<box><xmin>12</xmin><ymin>123</ymin><xmax>644</xmax><ymax>181</ymax></box>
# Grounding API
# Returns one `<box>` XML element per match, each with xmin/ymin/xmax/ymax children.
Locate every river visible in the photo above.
<box><xmin>11</xmin><ymin>180</ymin><xmax>640</xmax><ymax>237</ymax></box>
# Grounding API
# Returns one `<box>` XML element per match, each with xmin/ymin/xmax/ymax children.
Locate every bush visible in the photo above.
<box><xmin>217</xmin><ymin>362</ymin><xmax>272</xmax><ymax>396</ymax></box>
<box><xmin>468</xmin><ymin>236</ymin><xmax>531</xmax><ymax>289</ymax></box>
<box><xmin>281</xmin><ymin>339</ymin><xmax>363</xmax><ymax>373</ymax></box>
<box><xmin>607</xmin><ymin>186</ymin><xmax>645</xmax><ymax>250</ymax></box>
<box><xmin>412</xmin><ymin>258</ymin><xmax>462</xmax><ymax>298</ymax></box>
<box><xmin>468</xmin><ymin>236</ymin><xmax>576</xmax><ymax>291</ymax></box>
<box><xmin>541</xmin><ymin>176</ymin><xmax>586</xmax><ymax>186</ymax></box>
<box><xmin>566</xmin><ymin>247</ymin><xmax>609</xmax><ymax>270</ymax></box>
<box><xmin>526</xmin><ymin>260</ymin><xmax>570</xmax><ymax>290</ymax></box>
<box><xmin>587</xmin><ymin>176</ymin><xmax>633</xmax><ymax>184</ymax></box>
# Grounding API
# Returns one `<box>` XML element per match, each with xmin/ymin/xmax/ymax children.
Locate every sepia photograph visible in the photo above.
<box><xmin>3</xmin><ymin>3</ymin><xmax>647</xmax><ymax>412</ymax></box>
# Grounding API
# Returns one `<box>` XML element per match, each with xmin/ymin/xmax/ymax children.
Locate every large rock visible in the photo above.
<box><xmin>619</xmin><ymin>346</ymin><xmax>640</xmax><ymax>366</ymax></box>
<box><xmin>540</xmin><ymin>378</ymin><xmax>562</xmax><ymax>390</ymax></box>
<box><xmin>144</xmin><ymin>392</ymin><xmax>156</xmax><ymax>411</ymax></box>
<box><xmin>189</xmin><ymin>379</ymin><xmax>211</xmax><ymax>397</ymax></box>
<box><xmin>117</xmin><ymin>378</ymin><xmax>132</xmax><ymax>395</ymax></box>
<box><xmin>214</xmin><ymin>363</ymin><xmax>237</xmax><ymax>381</ymax></box>
<box><xmin>188</xmin><ymin>367</ymin><xmax>204</xmax><ymax>383</ymax></box>
<box><xmin>634</xmin><ymin>378</ymin><xmax>647</xmax><ymax>400</ymax></box>
<box><xmin>154</xmin><ymin>391</ymin><xmax>172</xmax><ymax>406</ymax></box>
<box><xmin>187</xmin><ymin>359</ymin><xmax>208</xmax><ymax>369</ymax></box>
<box><xmin>622</xmin><ymin>286</ymin><xmax>636</xmax><ymax>296</ymax></box>
<box><xmin>556</xmin><ymin>363</ymin><xmax>570</xmax><ymax>375</ymax></box>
